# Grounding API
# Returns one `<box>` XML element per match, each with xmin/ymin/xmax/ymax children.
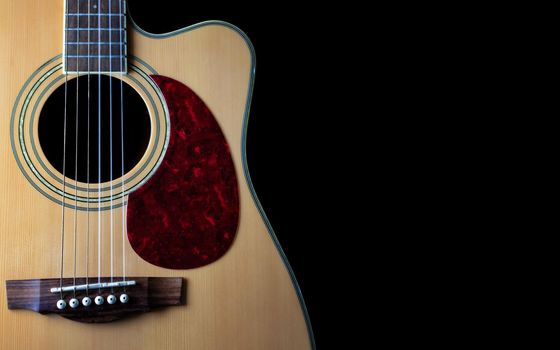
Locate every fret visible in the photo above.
<box><xmin>66</xmin><ymin>45</ymin><xmax>125</xmax><ymax>57</ymax></box>
<box><xmin>64</xmin><ymin>57</ymin><xmax>126</xmax><ymax>72</ymax></box>
<box><xmin>66</xmin><ymin>13</ymin><xmax>125</xmax><ymax>16</ymax></box>
<box><xmin>65</xmin><ymin>30</ymin><xmax>125</xmax><ymax>42</ymax></box>
<box><xmin>66</xmin><ymin>55</ymin><xmax>126</xmax><ymax>58</ymax></box>
<box><xmin>66</xmin><ymin>16</ymin><xmax>125</xmax><ymax>28</ymax></box>
<box><xmin>66</xmin><ymin>43</ymin><xmax>125</xmax><ymax>56</ymax></box>
<box><xmin>66</xmin><ymin>42</ymin><xmax>122</xmax><ymax>45</ymax></box>
<box><xmin>66</xmin><ymin>28</ymin><xmax>123</xmax><ymax>31</ymax></box>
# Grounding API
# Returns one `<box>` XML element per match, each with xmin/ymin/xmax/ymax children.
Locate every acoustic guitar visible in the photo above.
<box><xmin>0</xmin><ymin>0</ymin><xmax>314</xmax><ymax>349</ymax></box>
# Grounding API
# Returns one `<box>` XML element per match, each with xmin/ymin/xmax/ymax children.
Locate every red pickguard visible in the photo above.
<box><xmin>127</xmin><ymin>75</ymin><xmax>239</xmax><ymax>269</ymax></box>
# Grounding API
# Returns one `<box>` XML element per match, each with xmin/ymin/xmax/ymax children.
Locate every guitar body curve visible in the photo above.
<box><xmin>0</xmin><ymin>1</ymin><xmax>314</xmax><ymax>349</ymax></box>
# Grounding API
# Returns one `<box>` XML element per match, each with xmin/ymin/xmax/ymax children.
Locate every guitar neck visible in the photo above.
<box><xmin>63</xmin><ymin>0</ymin><xmax>127</xmax><ymax>74</ymax></box>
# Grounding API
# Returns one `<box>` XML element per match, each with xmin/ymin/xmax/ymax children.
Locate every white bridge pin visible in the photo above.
<box><xmin>56</xmin><ymin>299</ymin><xmax>66</xmax><ymax>310</ymax></box>
<box><xmin>82</xmin><ymin>296</ymin><xmax>92</xmax><ymax>307</ymax></box>
<box><xmin>94</xmin><ymin>296</ymin><xmax>104</xmax><ymax>305</ymax></box>
<box><xmin>120</xmin><ymin>293</ymin><xmax>129</xmax><ymax>304</ymax></box>
<box><xmin>107</xmin><ymin>294</ymin><xmax>117</xmax><ymax>305</ymax></box>
<box><xmin>69</xmin><ymin>298</ymin><xmax>79</xmax><ymax>308</ymax></box>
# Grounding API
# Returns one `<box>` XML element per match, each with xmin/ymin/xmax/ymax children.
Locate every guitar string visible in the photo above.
<box><xmin>97</xmin><ymin>0</ymin><xmax>102</xmax><ymax>294</ymax></box>
<box><xmin>119</xmin><ymin>0</ymin><xmax>127</xmax><ymax>291</ymax></box>
<box><xmin>109</xmin><ymin>0</ymin><xmax>114</xmax><ymax>293</ymax></box>
<box><xmin>72</xmin><ymin>0</ymin><xmax>81</xmax><ymax>300</ymax></box>
<box><xmin>58</xmin><ymin>0</ymin><xmax>127</xmax><ymax>299</ymax></box>
<box><xmin>59</xmin><ymin>0</ymin><xmax>70</xmax><ymax>301</ymax></box>
<box><xmin>85</xmin><ymin>0</ymin><xmax>91</xmax><ymax>297</ymax></box>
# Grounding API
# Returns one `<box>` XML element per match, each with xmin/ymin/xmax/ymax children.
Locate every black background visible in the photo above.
<box><xmin>128</xmin><ymin>1</ymin><xmax>330</xmax><ymax>348</ymax></box>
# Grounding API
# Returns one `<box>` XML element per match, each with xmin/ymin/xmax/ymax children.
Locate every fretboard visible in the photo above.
<box><xmin>63</xmin><ymin>0</ymin><xmax>127</xmax><ymax>73</ymax></box>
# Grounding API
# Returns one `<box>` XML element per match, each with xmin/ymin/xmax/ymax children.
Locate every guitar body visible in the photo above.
<box><xmin>0</xmin><ymin>1</ymin><xmax>313</xmax><ymax>349</ymax></box>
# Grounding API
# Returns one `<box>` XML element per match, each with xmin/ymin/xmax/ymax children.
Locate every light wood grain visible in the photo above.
<box><xmin>0</xmin><ymin>1</ymin><xmax>312</xmax><ymax>349</ymax></box>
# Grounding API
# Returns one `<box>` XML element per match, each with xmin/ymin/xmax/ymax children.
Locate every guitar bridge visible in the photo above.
<box><xmin>6</xmin><ymin>277</ymin><xmax>185</xmax><ymax>323</ymax></box>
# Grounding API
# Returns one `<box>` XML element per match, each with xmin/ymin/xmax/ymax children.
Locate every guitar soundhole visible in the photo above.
<box><xmin>38</xmin><ymin>75</ymin><xmax>151</xmax><ymax>183</ymax></box>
